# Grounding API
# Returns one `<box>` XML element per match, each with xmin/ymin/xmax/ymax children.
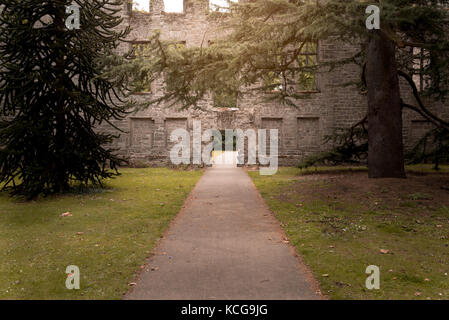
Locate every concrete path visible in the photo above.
<box><xmin>125</xmin><ymin>166</ymin><xmax>322</xmax><ymax>300</ymax></box>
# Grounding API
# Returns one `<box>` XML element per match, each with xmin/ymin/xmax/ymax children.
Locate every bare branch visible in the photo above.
<box><xmin>398</xmin><ymin>70</ymin><xmax>449</xmax><ymax>129</ymax></box>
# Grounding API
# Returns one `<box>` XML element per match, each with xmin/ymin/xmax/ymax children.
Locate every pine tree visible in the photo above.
<box><xmin>114</xmin><ymin>0</ymin><xmax>449</xmax><ymax>178</ymax></box>
<box><xmin>0</xmin><ymin>0</ymin><xmax>131</xmax><ymax>198</ymax></box>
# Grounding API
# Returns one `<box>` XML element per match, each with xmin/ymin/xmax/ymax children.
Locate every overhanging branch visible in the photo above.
<box><xmin>398</xmin><ymin>70</ymin><xmax>449</xmax><ymax>130</ymax></box>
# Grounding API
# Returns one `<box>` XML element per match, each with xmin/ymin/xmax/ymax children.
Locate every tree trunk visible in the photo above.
<box><xmin>366</xmin><ymin>30</ymin><xmax>406</xmax><ymax>178</ymax></box>
<box><xmin>54</xmin><ymin>4</ymin><xmax>70</xmax><ymax>193</ymax></box>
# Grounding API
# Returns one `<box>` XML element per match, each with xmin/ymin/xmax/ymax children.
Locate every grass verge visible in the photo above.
<box><xmin>248</xmin><ymin>165</ymin><xmax>449</xmax><ymax>299</ymax></box>
<box><xmin>0</xmin><ymin>168</ymin><xmax>203</xmax><ymax>299</ymax></box>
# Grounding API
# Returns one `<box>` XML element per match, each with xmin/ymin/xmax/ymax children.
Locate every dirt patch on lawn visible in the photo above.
<box><xmin>282</xmin><ymin>172</ymin><xmax>449</xmax><ymax>214</ymax></box>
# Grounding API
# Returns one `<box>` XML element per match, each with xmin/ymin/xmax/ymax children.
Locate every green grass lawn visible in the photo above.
<box><xmin>292</xmin><ymin>164</ymin><xmax>449</xmax><ymax>175</ymax></box>
<box><xmin>249</xmin><ymin>165</ymin><xmax>449</xmax><ymax>300</ymax></box>
<box><xmin>0</xmin><ymin>168</ymin><xmax>203</xmax><ymax>299</ymax></box>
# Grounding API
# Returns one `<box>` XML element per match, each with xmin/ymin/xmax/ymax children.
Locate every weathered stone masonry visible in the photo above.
<box><xmin>100</xmin><ymin>0</ymin><xmax>447</xmax><ymax>166</ymax></box>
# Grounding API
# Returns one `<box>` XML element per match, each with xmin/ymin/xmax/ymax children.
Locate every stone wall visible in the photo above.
<box><xmin>98</xmin><ymin>0</ymin><xmax>446</xmax><ymax>166</ymax></box>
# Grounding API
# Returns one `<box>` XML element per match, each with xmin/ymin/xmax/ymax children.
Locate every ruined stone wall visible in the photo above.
<box><xmin>99</xmin><ymin>0</ymin><xmax>445</xmax><ymax>166</ymax></box>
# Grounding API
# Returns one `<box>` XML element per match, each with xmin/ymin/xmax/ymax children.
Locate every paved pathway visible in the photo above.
<box><xmin>125</xmin><ymin>166</ymin><xmax>322</xmax><ymax>300</ymax></box>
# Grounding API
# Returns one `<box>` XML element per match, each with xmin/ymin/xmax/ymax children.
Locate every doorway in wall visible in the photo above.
<box><xmin>212</xmin><ymin>130</ymin><xmax>238</xmax><ymax>167</ymax></box>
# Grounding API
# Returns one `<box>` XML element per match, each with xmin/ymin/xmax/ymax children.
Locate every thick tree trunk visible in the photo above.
<box><xmin>366</xmin><ymin>30</ymin><xmax>406</xmax><ymax>178</ymax></box>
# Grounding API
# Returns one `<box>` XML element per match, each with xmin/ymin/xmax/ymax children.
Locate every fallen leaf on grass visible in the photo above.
<box><xmin>335</xmin><ymin>281</ymin><xmax>350</xmax><ymax>288</ymax></box>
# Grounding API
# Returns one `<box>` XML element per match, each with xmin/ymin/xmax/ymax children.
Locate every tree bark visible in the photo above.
<box><xmin>366</xmin><ymin>30</ymin><xmax>406</xmax><ymax>178</ymax></box>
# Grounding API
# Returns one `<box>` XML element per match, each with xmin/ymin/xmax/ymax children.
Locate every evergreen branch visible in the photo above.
<box><xmin>398</xmin><ymin>70</ymin><xmax>449</xmax><ymax>129</ymax></box>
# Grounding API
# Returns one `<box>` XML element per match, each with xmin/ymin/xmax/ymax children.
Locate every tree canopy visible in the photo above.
<box><xmin>116</xmin><ymin>1</ymin><xmax>448</xmax><ymax>105</ymax></box>
<box><xmin>0</xmin><ymin>0</ymin><xmax>132</xmax><ymax>198</ymax></box>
